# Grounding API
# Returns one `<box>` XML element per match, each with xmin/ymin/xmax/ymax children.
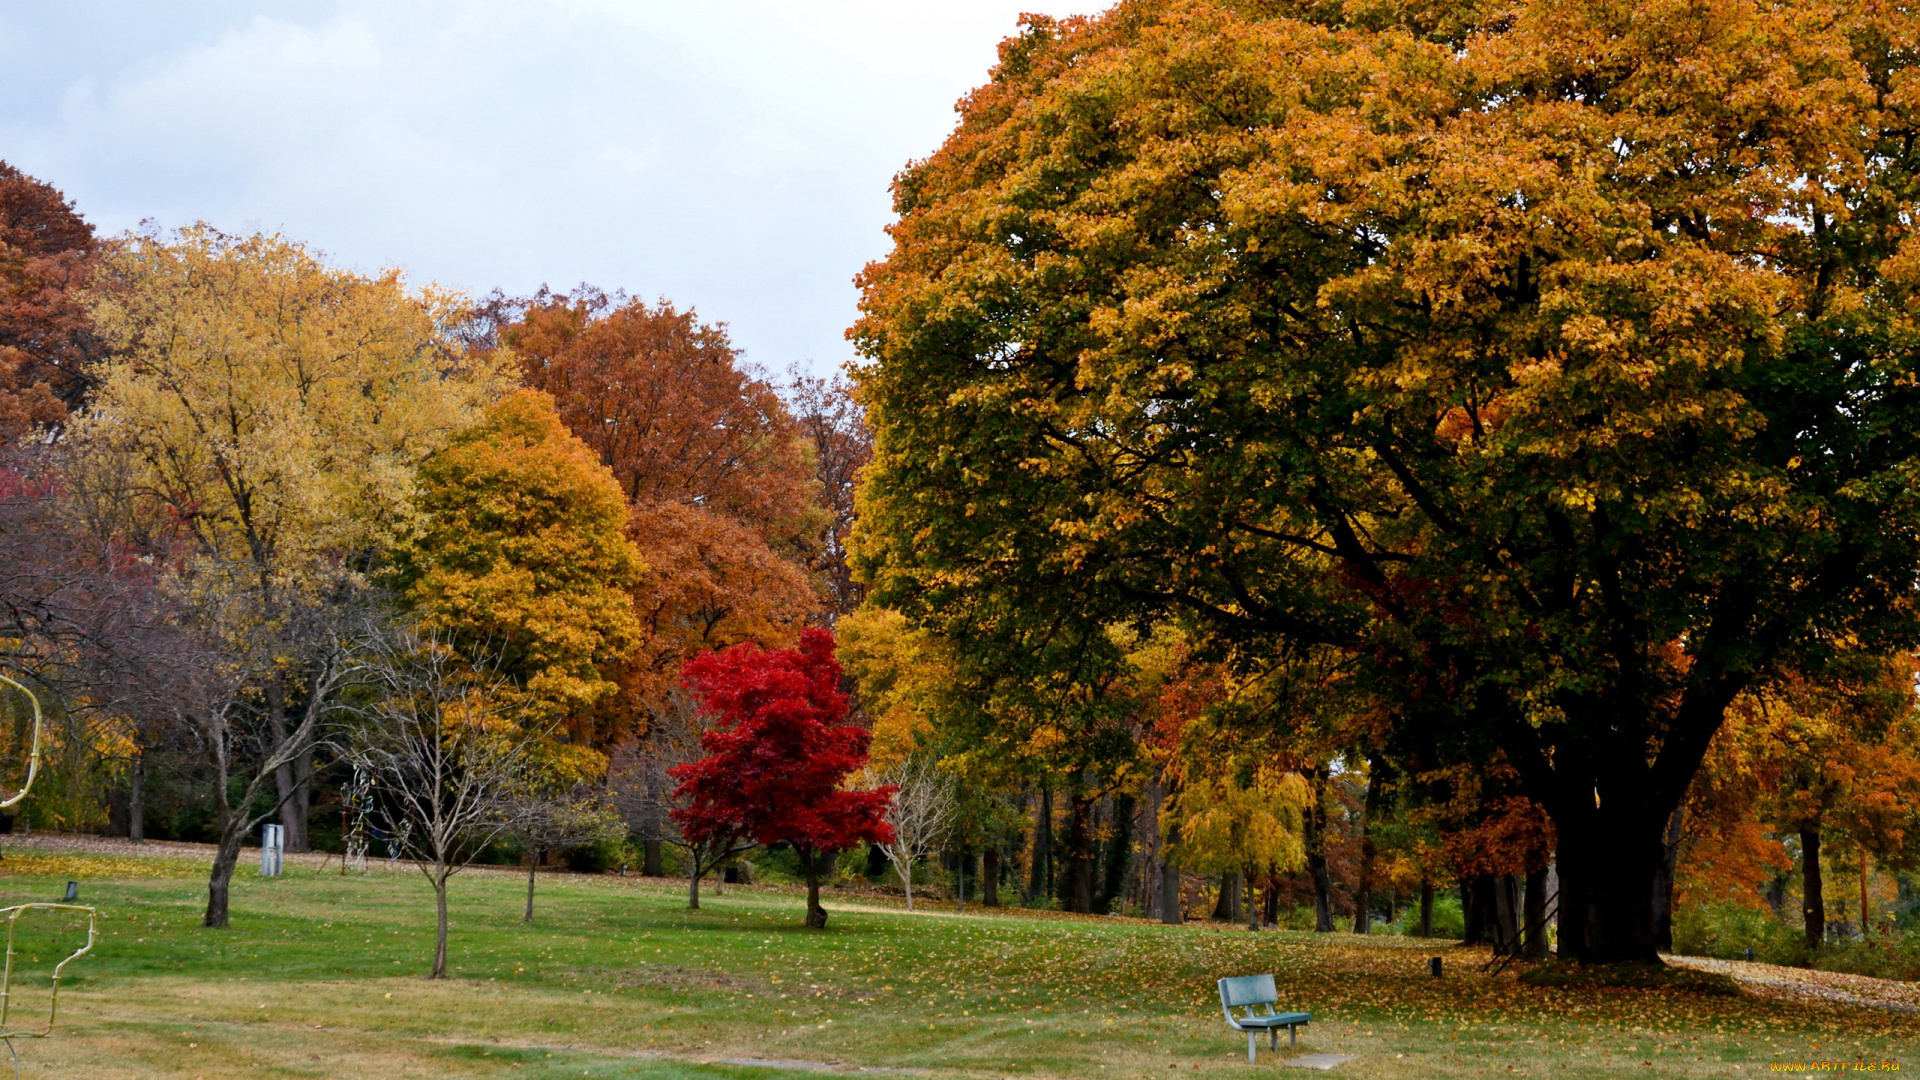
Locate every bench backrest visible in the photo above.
<box><xmin>1218</xmin><ymin>974</ymin><xmax>1278</xmax><ymax>1009</ymax></box>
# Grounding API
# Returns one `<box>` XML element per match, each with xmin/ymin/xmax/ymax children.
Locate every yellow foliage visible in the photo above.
<box><xmin>388</xmin><ymin>389</ymin><xmax>645</xmax><ymax>730</ymax></box>
<box><xmin>75</xmin><ymin>226</ymin><xmax>512</xmax><ymax>592</ymax></box>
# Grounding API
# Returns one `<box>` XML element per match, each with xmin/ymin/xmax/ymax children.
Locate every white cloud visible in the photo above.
<box><xmin>0</xmin><ymin>0</ymin><xmax>1094</xmax><ymax>373</ymax></box>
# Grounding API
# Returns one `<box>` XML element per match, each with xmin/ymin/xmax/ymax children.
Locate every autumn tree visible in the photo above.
<box><xmin>787</xmin><ymin>369</ymin><xmax>873</xmax><ymax>618</ymax></box>
<box><xmin>0</xmin><ymin>162</ymin><xmax>100</xmax><ymax>440</ymax></box>
<box><xmin>384</xmin><ymin>387</ymin><xmax>644</xmax><ymax>751</ymax></box>
<box><xmin>673</xmin><ymin>628</ymin><xmax>895</xmax><ymax>927</ymax></box>
<box><xmin>851</xmin><ymin>0</ymin><xmax>1920</xmax><ymax>963</ymax></box>
<box><xmin>70</xmin><ymin>226</ymin><xmax>503</xmax><ymax>905</ymax></box>
<box><xmin>493</xmin><ymin>290</ymin><xmax>825</xmax><ymax>734</ymax></box>
<box><xmin>1710</xmin><ymin>660</ymin><xmax>1920</xmax><ymax>948</ymax></box>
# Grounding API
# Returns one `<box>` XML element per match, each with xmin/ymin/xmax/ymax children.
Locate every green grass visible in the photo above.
<box><xmin>0</xmin><ymin>851</ymin><xmax>1911</xmax><ymax>1078</ymax></box>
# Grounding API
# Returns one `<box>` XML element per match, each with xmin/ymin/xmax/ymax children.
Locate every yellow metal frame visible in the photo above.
<box><xmin>0</xmin><ymin>904</ymin><xmax>96</xmax><ymax>1039</ymax></box>
<box><xmin>0</xmin><ymin>674</ymin><xmax>42</xmax><ymax>810</ymax></box>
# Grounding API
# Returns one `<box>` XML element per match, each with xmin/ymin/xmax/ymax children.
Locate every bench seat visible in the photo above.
<box><xmin>1233</xmin><ymin>1011</ymin><xmax>1312</xmax><ymax>1029</ymax></box>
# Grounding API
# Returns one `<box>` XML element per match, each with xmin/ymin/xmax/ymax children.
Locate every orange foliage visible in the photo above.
<box><xmin>494</xmin><ymin>291</ymin><xmax>829</xmax><ymax>732</ymax></box>
<box><xmin>0</xmin><ymin>161</ymin><xmax>99</xmax><ymax>439</ymax></box>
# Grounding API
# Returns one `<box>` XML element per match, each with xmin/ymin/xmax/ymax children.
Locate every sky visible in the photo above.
<box><xmin>0</xmin><ymin>1</ymin><xmax>1094</xmax><ymax>377</ymax></box>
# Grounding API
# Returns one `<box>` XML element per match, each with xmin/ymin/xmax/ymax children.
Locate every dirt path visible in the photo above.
<box><xmin>1666</xmin><ymin>954</ymin><xmax>1920</xmax><ymax>1014</ymax></box>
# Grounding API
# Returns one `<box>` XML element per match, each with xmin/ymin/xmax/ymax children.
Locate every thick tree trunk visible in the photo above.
<box><xmin>1801</xmin><ymin>825</ymin><xmax>1824</xmax><ymax>950</ymax></box>
<box><xmin>1523</xmin><ymin>865</ymin><xmax>1550</xmax><ymax>959</ymax></box>
<box><xmin>1211</xmin><ymin>871</ymin><xmax>1241</xmax><ymax>922</ymax></box>
<box><xmin>1264</xmin><ymin>878</ymin><xmax>1280</xmax><ymax>926</ymax></box>
<box><xmin>524</xmin><ymin>852</ymin><xmax>538</xmax><ymax>923</ymax></box>
<box><xmin>1462</xmin><ymin>876</ymin><xmax>1488</xmax><ymax>945</ymax></box>
<box><xmin>688</xmin><ymin>859</ymin><xmax>702</xmax><ymax>910</ymax></box>
<box><xmin>1140</xmin><ymin>778</ymin><xmax>1165</xmax><ymax>921</ymax></box>
<box><xmin>1417</xmin><ymin>878</ymin><xmax>1434</xmax><ymax>938</ymax></box>
<box><xmin>1246</xmin><ymin>871</ymin><xmax>1262</xmax><ymax>931</ymax></box>
<box><xmin>1302</xmin><ymin>766</ymin><xmax>1334</xmax><ymax>932</ymax></box>
<box><xmin>1653</xmin><ymin>806</ymin><xmax>1684</xmax><ymax>952</ymax></box>
<box><xmin>128</xmin><ymin>751</ymin><xmax>145</xmax><ymax>843</ymax></box>
<box><xmin>643</xmin><ymin>838</ymin><xmax>663</xmax><ymax>877</ymax></box>
<box><xmin>1554</xmin><ymin>810</ymin><xmax>1666</xmax><ymax>963</ymax></box>
<box><xmin>1061</xmin><ymin>792</ymin><xmax>1095</xmax><ymax>914</ymax></box>
<box><xmin>1492</xmin><ymin>874</ymin><xmax>1520</xmax><ymax>955</ymax></box>
<box><xmin>982</xmin><ymin>846</ymin><xmax>1001</xmax><ymax>907</ymax></box>
<box><xmin>802</xmin><ymin>846</ymin><xmax>828</xmax><ymax>929</ymax></box>
<box><xmin>901</xmin><ymin>858</ymin><xmax>915</xmax><ymax>911</ymax></box>
<box><xmin>1030</xmin><ymin>787</ymin><xmax>1052</xmax><ymax>902</ymax></box>
<box><xmin>432</xmin><ymin>872</ymin><xmax>449</xmax><ymax>978</ymax></box>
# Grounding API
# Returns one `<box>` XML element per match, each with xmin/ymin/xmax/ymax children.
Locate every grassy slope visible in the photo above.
<box><xmin>0</xmin><ymin>850</ymin><xmax>1909</xmax><ymax>1079</ymax></box>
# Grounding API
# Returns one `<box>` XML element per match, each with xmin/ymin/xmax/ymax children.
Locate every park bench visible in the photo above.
<box><xmin>1217</xmin><ymin>974</ymin><xmax>1311</xmax><ymax>1063</ymax></box>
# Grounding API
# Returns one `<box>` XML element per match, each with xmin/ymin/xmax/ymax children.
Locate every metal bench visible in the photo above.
<box><xmin>1217</xmin><ymin>974</ymin><xmax>1311</xmax><ymax>1063</ymax></box>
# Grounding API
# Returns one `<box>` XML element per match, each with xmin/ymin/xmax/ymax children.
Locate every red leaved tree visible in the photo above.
<box><xmin>672</xmin><ymin>628</ymin><xmax>894</xmax><ymax>927</ymax></box>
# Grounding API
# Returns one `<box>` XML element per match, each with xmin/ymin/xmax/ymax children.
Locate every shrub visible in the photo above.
<box><xmin>1672</xmin><ymin>902</ymin><xmax>1807</xmax><ymax>966</ymax></box>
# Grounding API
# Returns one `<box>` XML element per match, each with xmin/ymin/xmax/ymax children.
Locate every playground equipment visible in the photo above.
<box><xmin>0</xmin><ymin>673</ymin><xmax>97</xmax><ymax>1079</ymax></box>
<box><xmin>0</xmin><ymin>674</ymin><xmax>44</xmax><ymax>811</ymax></box>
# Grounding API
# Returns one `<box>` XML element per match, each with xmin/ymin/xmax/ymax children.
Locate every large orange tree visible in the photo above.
<box><xmin>852</xmin><ymin>0</ymin><xmax>1920</xmax><ymax>963</ymax></box>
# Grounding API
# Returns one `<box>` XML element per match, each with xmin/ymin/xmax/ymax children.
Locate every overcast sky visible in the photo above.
<box><xmin>0</xmin><ymin>2</ymin><xmax>1092</xmax><ymax>377</ymax></box>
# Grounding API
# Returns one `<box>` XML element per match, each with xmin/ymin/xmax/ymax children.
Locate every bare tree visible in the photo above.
<box><xmin>608</xmin><ymin>686</ymin><xmax>754</xmax><ymax>907</ymax></box>
<box><xmin>354</xmin><ymin>632</ymin><xmax>545</xmax><ymax>978</ymax></box>
<box><xmin>871</xmin><ymin>757</ymin><xmax>958</xmax><ymax>911</ymax></box>
<box><xmin>508</xmin><ymin>789</ymin><xmax>622</xmax><ymax>923</ymax></box>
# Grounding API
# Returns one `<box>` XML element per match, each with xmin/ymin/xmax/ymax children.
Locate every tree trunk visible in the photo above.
<box><xmin>1246</xmin><ymin>871</ymin><xmax>1261</xmax><ymax>931</ymax></box>
<box><xmin>1463</xmin><ymin>876</ymin><xmax>1488</xmax><ymax>945</ymax></box>
<box><xmin>265</xmin><ymin>678</ymin><xmax>311</xmax><ymax>853</ymax></box>
<box><xmin>524</xmin><ymin>851</ymin><xmax>537</xmax><ymax>923</ymax></box>
<box><xmin>1030</xmin><ymin>786</ymin><xmax>1052</xmax><ymax>903</ymax></box>
<box><xmin>1160</xmin><ymin>860</ymin><xmax>1183</xmax><ymax>925</ymax></box>
<box><xmin>1212</xmin><ymin>871</ymin><xmax>1241</xmax><ymax>922</ymax></box>
<box><xmin>1061</xmin><ymin>792</ymin><xmax>1095</xmax><ymax>914</ymax></box>
<box><xmin>1554</xmin><ymin>812</ymin><xmax>1666</xmax><ymax>963</ymax></box>
<box><xmin>1523</xmin><ymin>865</ymin><xmax>1550</xmax><ymax>959</ymax></box>
<box><xmin>1417</xmin><ymin>878</ymin><xmax>1434</xmax><ymax>937</ymax></box>
<box><xmin>1859</xmin><ymin>849</ymin><xmax>1870</xmax><ymax>938</ymax></box>
<box><xmin>1801</xmin><ymin>824</ymin><xmax>1824</xmax><ymax>950</ymax></box>
<box><xmin>688</xmin><ymin>857</ymin><xmax>702</xmax><ymax>910</ymax></box>
<box><xmin>1353</xmin><ymin>769</ymin><xmax>1381</xmax><ymax>934</ymax></box>
<box><xmin>901</xmin><ymin>857</ymin><xmax>915</xmax><ymax>911</ymax></box>
<box><xmin>983</xmin><ymin>846</ymin><xmax>1001</xmax><ymax>907</ymax></box>
<box><xmin>128</xmin><ymin>751</ymin><xmax>145</xmax><ymax>843</ymax></box>
<box><xmin>643</xmin><ymin>838</ymin><xmax>663</xmax><ymax>877</ymax></box>
<box><xmin>801</xmin><ymin>846</ymin><xmax>828</xmax><ymax>929</ymax></box>
<box><xmin>431</xmin><ymin>872</ymin><xmax>449</xmax><ymax>978</ymax></box>
<box><xmin>203</xmin><ymin>835</ymin><xmax>240</xmax><ymax>928</ymax></box>
<box><xmin>1096</xmin><ymin>793</ymin><xmax>1134</xmax><ymax>914</ymax></box>
<box><xmin>1265</xmin><ymin>877</ymin><xmax>1281</xmax><ymax>926</ymax></box>
<box><xmin>1303</xmin><ymin>766</ymin><xmax>1334</xmax><ymax>932</ymax></box>
<box><xmin>1353</xmin><ymin>834</ymin><xmax>1376</xmax><ymax>935</ymax></box>
<box><xmin>1492</xmin><ymin>874</ymin><xmax>1520</xmax><ymax>955</ymax></box>
<box><xmin>1653</xmin><ymin>805</ymin><xmax>1684</xmax><ymax>952</ymax></box>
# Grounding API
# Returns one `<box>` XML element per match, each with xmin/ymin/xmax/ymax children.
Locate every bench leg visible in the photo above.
<box><xmin>1289</xmin><ymin>1024</ymin><xmax>1298</xmax><ymax>1047</ymax></box>
<box><xmin>1248</xmin><ymin>1031</ymin><xmax>1257</xmax><ymax>1063</ymax></box>
<box><xmin>1270</xmin><ymin>1027</ymin><xmax>1278</xmax><ymax>1052</ymax></box>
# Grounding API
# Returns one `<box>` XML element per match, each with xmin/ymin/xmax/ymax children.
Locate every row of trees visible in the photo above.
<box><xmin>0</xmin><ymin>162</ymin><xmax>879</xmax><ymax>963</ymax></box>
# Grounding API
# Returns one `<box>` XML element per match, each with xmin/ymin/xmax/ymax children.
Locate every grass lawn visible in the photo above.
<box><xmin>0</xmin><ymin>848</ymin><xmax>1909</xmax><ymax>1079</ymax></box>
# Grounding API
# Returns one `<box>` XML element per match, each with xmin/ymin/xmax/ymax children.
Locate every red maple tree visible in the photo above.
<box><xmin>672</xmin><ymin>628</ymin><xmax>895</xmax><ymax>927</ymax></box>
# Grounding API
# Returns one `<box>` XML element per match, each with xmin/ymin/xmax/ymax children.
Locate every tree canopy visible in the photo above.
<box><xmin>851</xmin><ymin>0</ymin><xmax>1920</xmax><ymax>961</ymax></box>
